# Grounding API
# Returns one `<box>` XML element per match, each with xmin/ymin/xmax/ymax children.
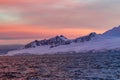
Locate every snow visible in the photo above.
<box><xmin>6</xmin><ymin>37</ymin><xmax>120</xmax><ymax>56</ymax></box>
<box><xmin>103</xmin><ymin>25</ymin><xmax>120</xmax><ymax>37</ymax></box>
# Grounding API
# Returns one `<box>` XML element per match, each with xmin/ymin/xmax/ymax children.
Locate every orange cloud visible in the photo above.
<box><xmin>0</xmin><ymin>24</ymin><xmax>104</xmax><ymax>40</ymax></box>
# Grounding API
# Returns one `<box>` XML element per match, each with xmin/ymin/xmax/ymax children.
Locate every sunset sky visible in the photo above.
<box><xmin>0</xmin><ymin>0</ymin><xmax>120</xmax><ymax>44</ymax></box>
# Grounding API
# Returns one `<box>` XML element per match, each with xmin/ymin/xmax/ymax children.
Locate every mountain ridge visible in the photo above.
<box><xmin>6</xmin><ymin>25</ymin><xmax>120</xmax><ymax>56</ymax></box>
<box><xmin>24</xmin><ymin>32</ymin><xmax>99</xmax><ymax>49</ymax></box>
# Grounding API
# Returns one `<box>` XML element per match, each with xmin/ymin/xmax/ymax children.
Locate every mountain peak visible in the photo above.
<box><xmin>88</xmin><ymin>32</ymin><xmax>97</xmax><ymax>37</ymax></box>
<box><xmin>24</xmin><ymin>35</ymin><xmax>71</xmax><ymax>48</ymax></box>
<box><xmin>50</xmin><ymin>35</ymin><xmax>69</xmax><ymax>41</ymax></box>
<box><xmin>73</xmin><ymin>32</ymin><xmax>97</xmax><ymax>43</ymax></box>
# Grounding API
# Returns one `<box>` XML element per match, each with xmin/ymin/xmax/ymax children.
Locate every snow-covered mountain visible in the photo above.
<box><xmin>6</xmin><ymin>25</ymin><xmax>120</xmax><ymax>56</ymax></box>
<box><xmin>24</xmin><ymin>35</ymin><xmax>71</xmax><ymax>48</ymax></box>
<box><xmin>24</xmin><ymin>33</ymin><xmax>98</xmax><ymax>49</ymax></box>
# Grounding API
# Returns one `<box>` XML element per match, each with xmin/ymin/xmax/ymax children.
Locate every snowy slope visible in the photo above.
<box><xmin>103</xmin><ymin>25</ymin><xmax>120</xmax><ymax>37</ymax></box>
<box><xmin>6</xmin><ymin>25</ymin><xmax>120</xmax><ymax>56</ymax></box>
<box><xmin>6</xmin><ymin>37</ymin><xmax>120</xmax><ymax>56</ymax></box>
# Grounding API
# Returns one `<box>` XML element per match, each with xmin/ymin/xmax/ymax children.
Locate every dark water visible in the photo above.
<box><xmin>0</xmin><ymin>52</ymin><xmax>120</xmax><ymax>80</ymax></box>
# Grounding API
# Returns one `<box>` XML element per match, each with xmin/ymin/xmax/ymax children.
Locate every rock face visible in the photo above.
<box><xmin>24</xmin><ymin>35</ymin><xmax>71</xmax><ymax>48</ymax></box>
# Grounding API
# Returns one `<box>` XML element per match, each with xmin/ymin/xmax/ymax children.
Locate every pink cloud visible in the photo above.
<box><xmin>0</xmin><ymin>0</ymin><xmax>120</xmax><ymax>43</ymax></box>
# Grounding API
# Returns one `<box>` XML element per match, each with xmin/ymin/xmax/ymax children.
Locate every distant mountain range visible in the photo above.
<box><xmin>7</xmin><ymin>25</ymin><xmax>120</xmax><ymax>56</ymax></box>
<box><xmin>24</xmin><ymin>32</ymin><xmax>99</xmax><ymax>49</ymax></box>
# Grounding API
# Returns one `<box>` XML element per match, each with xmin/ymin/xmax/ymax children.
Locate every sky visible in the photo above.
<box><xmin>0</xmin><ymin>0</ymin><xmax>120</xmax><ymax>45</ymax></box>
